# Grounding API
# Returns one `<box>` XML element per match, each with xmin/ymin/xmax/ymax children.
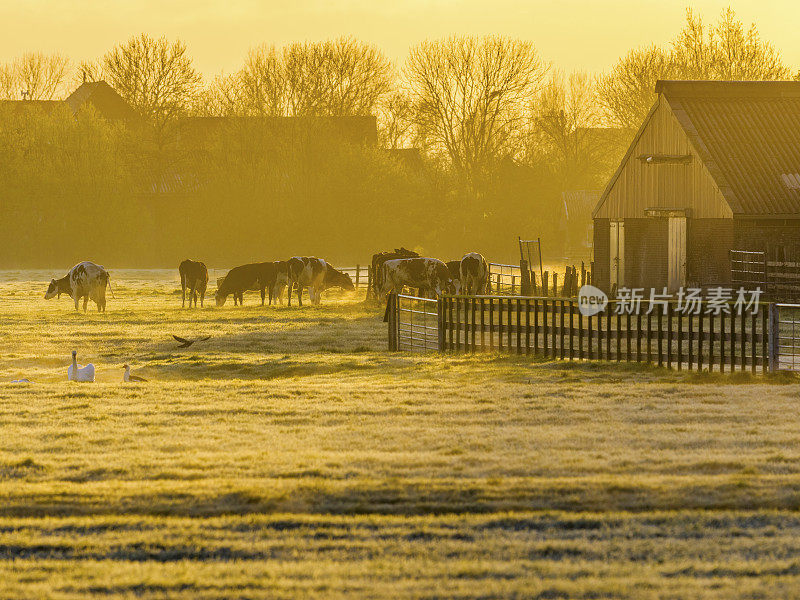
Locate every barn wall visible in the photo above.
<box><xmin>734</xmin><ymin>219</ymin><xmax>800</xmax><ymax>259</ymax></box>
<box><xmin>592</xmin><ymin>219</ymin><xmax>610</xmax><ymax>292</ymax></box>
<box><xmin>688</xmin><ymin>219</ymin><xmax>734</xmax><ymax>286</ymax></box>
<box><xmin>623</xmin><ymin>219</ymin><xmax>668</xmax><ymax>290</ymax></box>
<box><xmin>595</xmin><ymin>97</ymin><xmax>731</xmax><ymax>220</ymax></box>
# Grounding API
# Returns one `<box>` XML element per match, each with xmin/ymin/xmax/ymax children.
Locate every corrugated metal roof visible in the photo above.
<box><xmin>661</xmin><ymin>81</ymin><xmax>800</xmax><ymax>216</ymax></box>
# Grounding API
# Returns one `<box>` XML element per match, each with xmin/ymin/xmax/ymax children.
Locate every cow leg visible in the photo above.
<box><xmin>260</xmin><ymin>285</ymin><xmax>266</xmax><ymax>306</ymax></box>
<box><xmin>200</xmin><ymin>289</ymin><xmax>205</xmax><ymax>308</ymax></box>
<box><xmin>296</xmin><ymin>285</ymin><xmax>303</xmax><ymax>307</ymax></box>
<box><xmin>83</xmin><ymin>296</ymin><xmax>88</xmax><ymax>312</ymax></box>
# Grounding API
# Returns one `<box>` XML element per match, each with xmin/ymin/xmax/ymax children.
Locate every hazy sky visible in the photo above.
<box><xmin>1</xmin><ymin>0</ymin><xmax>797</xmax><ymax>80</ymax></box>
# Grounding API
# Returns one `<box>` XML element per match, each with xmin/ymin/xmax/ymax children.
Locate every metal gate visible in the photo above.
<box><xmin>390</xmin><ymin>294</ymin><xmax>440</xmax><ymax>352</ymax></box>
<box><xmin>774</xmin><ymin>303</ymin><xmax>800</xmax><ymax>371</ymax></box>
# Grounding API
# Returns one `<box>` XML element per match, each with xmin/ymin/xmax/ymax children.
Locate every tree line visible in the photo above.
<box><xmin>0</xmin><ymin>8</ymin><xmax>795</xmax><ymax>268</ymax></box>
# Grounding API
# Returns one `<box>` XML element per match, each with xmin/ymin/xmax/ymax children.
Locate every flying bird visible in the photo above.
<box><xmin>172</xmin><ymin>335</ymin><xmax>210</xmax><ymax>349</ymax></box>
<box><xmin>123</xmin><ymin>364</ymin><xmax>147</xmax><ymax>382</ymax></box>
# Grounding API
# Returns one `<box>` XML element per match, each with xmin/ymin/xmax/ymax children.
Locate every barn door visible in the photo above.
<box><xmin>609</xmin><ymin>220</ymin><xmax>625</xmax><ymax>290</ymax></box>
<box><xmin>668</xmin><ymin>216</ymin><xmax>686</xmax><ymax>293</ymax></box>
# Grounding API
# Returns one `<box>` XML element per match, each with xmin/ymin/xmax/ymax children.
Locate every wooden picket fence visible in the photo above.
<box><xmin>387</xmin><ymin>294</ymin><xmax>777</xmax><ymax>373</ymax></box>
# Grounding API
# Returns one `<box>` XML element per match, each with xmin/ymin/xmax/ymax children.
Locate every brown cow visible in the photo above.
<box><xmin>215</xmin><ymin>263</ymin><xmax>277</xmax><ymax>307</ymax></box>
<box><xmin>179</xmin><ymin>259</ymin><xmax>208</xmax><ymax>308</ymax></box>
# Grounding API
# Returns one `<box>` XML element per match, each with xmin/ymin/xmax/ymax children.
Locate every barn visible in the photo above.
<box><xmin>592</xmin><ymin>80</ymin><xmax>800</xmax><ymax>294</ymax></box>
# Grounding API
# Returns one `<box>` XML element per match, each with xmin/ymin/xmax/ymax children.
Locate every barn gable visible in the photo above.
<box><xmin>592</xmin><ymin>95</ymin><xmax>731</xmax><ymax>220</ymax></box>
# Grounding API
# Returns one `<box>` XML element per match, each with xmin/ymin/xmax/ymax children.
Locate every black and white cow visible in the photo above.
<box><xmin>179</xmin><ymin>259</ymin><xmax>208</xmax><ymax>308</ymax></box>
<box><xmin>460</xmin><ymin>252</ymin><xmax>489</xmax><ymax>295</ymax></box>
<box><xmin>44</xmin><ymin>261</ymin><xmax>111</xmax><ymax>312</ymax></box>
<box><xmin>446</xmin><ymin>260</ymin><xmax>463</xmax><ymax>295</ymax></box>
<box><xmin>379</xmin><ymin>257</ymin><xmax>455</xmax><ymax>298</ymax></box>
<box><xmin>370</xmin><ymin>247</ymin><xmax>419</xmax><ymax>298</ymax></box>
<box><xmin>287</xmin><ymin>257</ymin><xmax>327</xmax><ymax>306</ymax></box>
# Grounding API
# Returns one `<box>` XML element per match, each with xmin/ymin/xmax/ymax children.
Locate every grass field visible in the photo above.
<box><xmin>2</xmin><ymin>269</ymin><xmax>800</xmax><ymax>598</ymax></box>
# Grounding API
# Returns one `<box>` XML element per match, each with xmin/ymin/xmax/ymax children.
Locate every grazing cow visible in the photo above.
<box><xmin>323</xmin><ymin>263</ymin><xmax>356</xmax><ymax>295</ymax></box>
<box><xmin>446</xmin><ymin>260</ymin><xmax>463</xmax><ymax>295</ymax></box>
<box><xmin>460</xmin><ymin>252</ymin><xmax>489</xmax><ymax>295</ymax></box>
<box><xmin>287</xmin><ymin>257</ymin><xmax>327</xmax><ymax>306</ymax></box>
<box><xmin>44</xmin><ymin>261</ymin><xmax>111</xmax><ymax>312</ymax></box>
<box><xmin>370</xmin><ymin>247</ymin><xmax>419</xmax><ymax>298</ymax></box>
<box><xmin>270</xmin><ymin>261</ymin><xmax>290</xmax><ymax>305</ymax></box>
<box><xmin>379</xmin><ymin>257</ymin><xmax>455</xmax><ymax>299</ymax></box>
<box><xmin>215</xmin><ymin>263</ymin><xmax>277</xmax><ymax>306</ymax></box>
<box><xmin>179</xmin><ymin>259</ymin><xmax>208</xmax><ymax>308</ymax></box>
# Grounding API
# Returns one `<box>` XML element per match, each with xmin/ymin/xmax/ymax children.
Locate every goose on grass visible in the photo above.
<box><xmin>68</xmin><ymin>350</ymin><xmax>95</xmax><ymax>382</ymax></box>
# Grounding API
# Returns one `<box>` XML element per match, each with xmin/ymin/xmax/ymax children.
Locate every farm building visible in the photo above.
<box><xmin>592</xmin><ymin>80</ymin><xmax>800</xmax><ymax>294</ymax></box>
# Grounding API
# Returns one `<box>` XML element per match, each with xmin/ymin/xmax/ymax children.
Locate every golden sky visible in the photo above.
<box><xmin>1</xmin><ymin>0</ymin><xmax>797</xmax><ymax>79</ymax></box>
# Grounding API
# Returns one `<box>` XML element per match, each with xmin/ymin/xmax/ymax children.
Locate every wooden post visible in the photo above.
<box><xmin>666</xmin><ymin>303</ymin><xmax>672</xmax><ymax>369</ymax></box>
<box><xmin>525</xmin><ymin>299</ymin><xmax>531</xmax><ymax>355</ymax></box>
<box><xmin>471</xmin><ymin>297</ymin><xmax>477</xmax><ymax>352</ymax></box>
<box><xmin>480</xmin><ymin>298</ymin><xmax>486</xmax><ymax>351</ymax></box>
<box><xmin>730</xmin><ymin>309</ymin><xmax>736</xmax><ymax>371</ymax></box>
<box><xmin>520</xmin><ymin>259</ymin><xmax>533</xmax><ymax>296</ymax></box>
<box><xmin>553</xmin><ymin>273</ymin><xmax>559</xmax><ymax>298</ymax></box>
<box><xmin>489</xmin><ymin>298</ymin><xmax>495</xmax><ymax>351</ymax></box>
<box><xmin>768</xmin><ymin>303</ymin><xmax>779</xmax><ymax>373</ymax></box>
<box><xmin>543</xmin><ymin>271</ymin><xmax>549</xmax><ymax>297</ymax></box>
<box><xmin>355</xmin><ymin>264</ymin><xmax>360</xmax><ymax>289</ymax></box>
<box><xmin>542</xmin><ymin>299</ymin><xmax>548</xmax><ymax>355</ymax></box>
<box><xmin>677</xmin><ymin>308</ymin><xmax>683</xmax><ymax>370</ymax></box>
<box><xmin>498</xmin><ymin>298</ymin><xmax>504</xmax><ymax>352</ymax></box>
<box><xmin>697</xmin><ymin>311</ymin><xmax>704</xmax><ymax>371</ymax></box>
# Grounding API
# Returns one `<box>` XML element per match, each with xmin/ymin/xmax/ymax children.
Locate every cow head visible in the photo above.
<box><xmin>215</xmin><ymin>290</ymin><xmax>227</xmax><ymax>307</ymax></box>
<box><xmin>325</xmin><ymin>267</ymin><xmax>355</xmax><ymax>292</ymax></box>
<box><xmin>44</xmin><ymin>279</ymin><xmax>59</xmax><ymax>299</ymax></box>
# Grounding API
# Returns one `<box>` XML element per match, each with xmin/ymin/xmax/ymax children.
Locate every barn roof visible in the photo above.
<box><xmin>64</xmin><ymin>81</ymin><xmax>139</xmax><ymax>121</ymax></box>
<box><xmin>595</xmin><ymin>80</ymin><xmax>800</xmax><ymax>218</ymax></box>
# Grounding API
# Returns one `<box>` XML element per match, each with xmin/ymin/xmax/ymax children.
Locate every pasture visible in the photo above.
<box><xmin>1</xmin><ymin>269</ymin><xmax>800</xmax><ymax>598</ymax></box>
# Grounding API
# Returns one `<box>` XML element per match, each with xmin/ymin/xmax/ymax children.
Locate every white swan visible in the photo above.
<box><xmin>123</xmin><ymin>364</ymin><xmax>147</xmax><ymax>382</ymax></box>
<box><xmin>68</xmin><ymin>350</ymin><xmax>95</xmax><ymax>382</ymax></box>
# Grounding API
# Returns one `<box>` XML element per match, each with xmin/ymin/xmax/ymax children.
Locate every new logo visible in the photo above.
<box><xmin>578</xmin><ymin>285</ymin><xmax>608</xmax><ymax>316</ymax></box>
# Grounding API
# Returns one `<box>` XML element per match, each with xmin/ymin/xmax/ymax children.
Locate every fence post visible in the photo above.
<box><xmin>367</xmin><ymin>266</ymin><xmax>373</xmax><ymax>300</ymax></box>
<box><xmin>388</xmin><ymin>294</ymin><xmax>398</xmax><ymax>351</ymax></box>
<box><xmin>768</xmin><ymin>303</ymin><xmax>779</xmax><ymax>372</ymax></box>
<box><xmin>520</xmin><ymin>258</ymin><xmax>533</xmax><ymax>296</ymax></box>
<box><xmin>355</xmin><ymin>264</ymin><xmax>360</xmax><ymax>289</ymax></box>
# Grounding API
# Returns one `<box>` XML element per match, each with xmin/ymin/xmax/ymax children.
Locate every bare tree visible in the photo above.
<box><xmin>239</xmin><ymin>44</ymin><xmax>287</xmax><ymax>116</ymax></box>
<box><xmin>103</xmin><ymin>34</ymin><xmax>202</xmax><ymax>138</ymax></box>
<box><xmin>0</xmin><ymin>52</ymin><xmax>70</xmax><ymax>100</ymax></box>
<box><xmin>405</xmin><ymin>35</ymin><xmax>547</xmax><ymax>187</ymax></box>
<box><xmin>238</xmin><ymin>38</ymin><xmax>392</xmax><ymax>117</ymax></box>
<box><xmin>193</xmin><ymin>73</ymin><xmax>246</xmax><ymax>117</ymax></box>
<box><xmin>674</xmin><ymin>8</ymin><xmax>790</xmax><ymax>80</ymax></box>
<box><xmin>70</xmin><ymin>60</ymin><xmax>106</xmax><ymax>89</ymax></box>
<box><xmin>599</xmin><ymin>8</ymin><xmax>791</xmax><ymax>129</ymax></box>
<box><xmin>530</xmin><ymin>71</ymin><xmax>613</xmax><ymax>187</ymax></box>
<box><xmin>378</xmin><ymin>91</ymin><xmax>417</xmax><ymax>149</ymax></box>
